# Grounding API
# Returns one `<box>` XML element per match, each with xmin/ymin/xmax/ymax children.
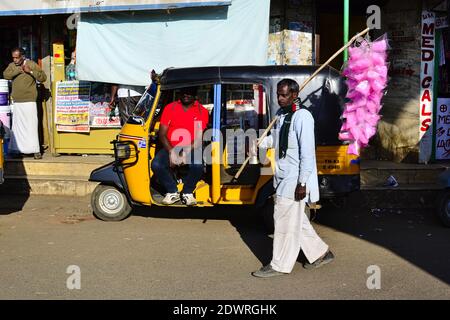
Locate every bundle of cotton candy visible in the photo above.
<box><xmin>339</xmin><ymin>35</ymin><xmax>389</xmax><ymax>155</ymax></box>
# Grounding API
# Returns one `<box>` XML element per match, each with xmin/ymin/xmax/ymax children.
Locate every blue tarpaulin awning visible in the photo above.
<box><xmin>76</xmin><ymin>0</ymin><xmax>270</xmax><ymax>86</ymax></box>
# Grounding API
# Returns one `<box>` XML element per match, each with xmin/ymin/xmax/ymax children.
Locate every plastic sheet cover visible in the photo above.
<box><xmin>77</xmin><ymin>0</ymin><xmax>270</xmax><ymax>86</ymax></box>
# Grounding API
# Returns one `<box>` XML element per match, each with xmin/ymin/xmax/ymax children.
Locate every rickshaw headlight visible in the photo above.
<box><xmin>116</xmin><ymin>143</ymin><xmax>131</xmax><ymax>160</ymax></box>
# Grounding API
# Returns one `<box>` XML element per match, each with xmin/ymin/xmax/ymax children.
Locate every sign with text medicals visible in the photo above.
<box><xmin>55</xmin><ymin>81</ymin><xmax>91</xmax><ymax>133</ymax></box>
<box><xmin>419</xmin><ymin>11</ymin><xmax>435</xmax><ymax>164</ymax></box>
<box><xmin>435</xmin><ymin>98</ymin><xmax>450</xmax><ymax>160</ymax></box>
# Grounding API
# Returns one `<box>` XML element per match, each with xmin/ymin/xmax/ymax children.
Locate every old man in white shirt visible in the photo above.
<box><xmin>252</xmin><ymin>78</ymin><xmax>334</xmax><ymax>278</ymax></box>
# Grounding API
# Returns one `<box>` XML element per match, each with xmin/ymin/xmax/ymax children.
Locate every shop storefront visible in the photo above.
<box><xmin>0</xmin><ymin>0</ymin><xmax>412</xmax><ymax>160</ymax></box>
<box><xmin>0</xmin><ymin>0</ymin><xmax>234</xmax><ymax>155</ymax></box>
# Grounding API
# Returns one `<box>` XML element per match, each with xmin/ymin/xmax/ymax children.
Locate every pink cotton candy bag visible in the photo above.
<box><xmin>338</xmin><ymin>34</ymin><xmax>390</xmax><ymax>156</ymax></box>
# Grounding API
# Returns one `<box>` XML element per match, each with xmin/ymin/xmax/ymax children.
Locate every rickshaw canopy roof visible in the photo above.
<box><xmin>158</xmin><ymin>65</ymin><xmax>347</xmax><ymax>146</ymax></box>
<box><xmin>159</xmin><ymin>65</ymin><xmax>343</xmax><ymax>90</ymax></box>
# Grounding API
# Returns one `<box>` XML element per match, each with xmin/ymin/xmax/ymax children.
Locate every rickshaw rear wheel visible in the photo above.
<box><xmin>91</xmin><ymin>184</ymin><xmax>132</xmax><ymax>221</ymax></box>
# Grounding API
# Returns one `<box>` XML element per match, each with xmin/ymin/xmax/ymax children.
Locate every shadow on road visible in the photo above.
<box><xmin>132</xmin><ymin>193</ymin><xmax>450</xmax><ymax>286</ymax></box>
<box><xmin>0</xmin><ymin>158</ymin><xmax>31</xmax><ymax>215</ymax></box>
<box><xmin>0</xmin><ymin>194</ymin><xmax>30</xmax><ymax>215</ymax></box>
<box><xmin>316</xmin><ymin>195</ymin><xmax>450</xmax><ymax>286</ymax></box>
<box><xmin>132</xmin><ymin>204</ymin><xmax>274</xmax><ymax>267</ymax></box>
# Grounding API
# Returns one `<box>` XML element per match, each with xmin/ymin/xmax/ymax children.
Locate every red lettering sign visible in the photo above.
<box><xmin>421</xmin><ymin>77</ymin><xmax>432</xmax><ymax>89</ymax></box>
<box><xmin>421</xmin><ymin>90</ymin><xmax>432</xmax><ymax>102</ymax></box>
<box><xmin>421</xmin><ymin>119</ymin><xmax>431</xmax><ymax>131</ymax></box>
<box><xmin>422</xmin><ymin>36</ymin><xmax>434</xmax><ymax>48</ymax></box>
<box><xmin>421</xmin><ymin>104</ymin><xmax>432</xmax><ymax>116</ymax></box>
<box><xmin>422</xmin><ymin>23</ymin><xmax>435</xmax><ymax>35</ymax></box>
<box><xmin>422</xmin><ymin>49</ymin><xmax>434</xmax><ymax>61</ymax></box>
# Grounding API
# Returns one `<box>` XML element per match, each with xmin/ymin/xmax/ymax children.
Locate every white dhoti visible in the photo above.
<box><xmin>9</xmin><ymin>102</ymin><xmax>40</xmax><ymax>154</ymax></box>
<box><xmin>270</xmin><ymin>196</ymin><xmax>329</xmax><ymax>273</ymax></box>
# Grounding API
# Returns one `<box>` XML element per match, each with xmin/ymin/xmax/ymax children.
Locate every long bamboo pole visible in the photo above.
<box><xmin>233</xmin><ymin>27</ymin><xmax>370</xmax><ymax>180</ymax></box>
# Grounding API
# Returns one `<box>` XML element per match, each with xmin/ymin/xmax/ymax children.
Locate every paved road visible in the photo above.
<box><xmin>0</xmin><ymin>194</ymin><xmax>449</xmax><ymax>300</ymax></box>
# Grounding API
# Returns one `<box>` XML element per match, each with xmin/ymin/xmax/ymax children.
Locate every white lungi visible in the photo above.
<box><xmin>9</xmin><ymin>102</ymin><xmax>40</xmax><ymax>154</ymax></box>
<box><xmin>270</xmin><ymin>196</ymin><xmax>329</xmax><ymax>273</ymax></box>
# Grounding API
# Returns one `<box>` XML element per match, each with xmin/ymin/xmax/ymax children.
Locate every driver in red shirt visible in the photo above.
<box><xmin>152</xmin><ymin>87</ymin><xmax>209</xmax><ymax>205</ymax></box>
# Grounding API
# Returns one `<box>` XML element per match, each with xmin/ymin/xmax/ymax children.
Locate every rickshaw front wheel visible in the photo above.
<box><xmin>91</xmin><ymin>184</ymin><xmax>132</xmax><ymax>221</ymax></box>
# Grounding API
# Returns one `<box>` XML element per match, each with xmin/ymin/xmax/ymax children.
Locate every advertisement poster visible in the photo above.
<box><xmin>283</xmin><ymin>30</ymin><xmax>312</xmax><ymax>65</ymax></box>
<box><xmin>267</xmin><ymin>30</ymin><xmax>312</xmax><ymax>66</ymax></box>
<box><xmin>55</xmin><ymin>81</ymin><xmax>91</xmax><ymax>133</ymax></box>
<box><xmin>55</xmin><ymin>81</ymin><xmax>121</xmax><ymax>132</ymax></box>
<box><xmin>419</xmin><ymin>11</ymin><xmax>435</xmax><ymax>163</ymax></box>
<box><xmin>435</xmin><ymin>98</ymin><xmax>450</xmax><ymax>160</ymax></box>
<box><xmin>89</xmin><ymin>83</ymin><xmax>121</xmax><ymax>128</ymax></box>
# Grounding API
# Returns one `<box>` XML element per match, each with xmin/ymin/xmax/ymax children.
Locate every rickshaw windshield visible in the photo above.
<box><xmin>127</xmin><ymin>85</ymin><xmax>157</xmax><ymax>124</ymax></box>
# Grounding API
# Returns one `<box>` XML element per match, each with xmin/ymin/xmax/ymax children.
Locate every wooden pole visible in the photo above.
<box><xmin>298</xmin><ymin>27</ymin><xmax>370</xmax><ymax>93</ymax></box>
<box><xmin>233</xmin><ymin>27</ymin><xmax>371</xmax><ymax>180</ymax></box>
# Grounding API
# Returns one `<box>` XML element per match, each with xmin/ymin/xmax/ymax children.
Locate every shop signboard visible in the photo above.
<box><xmin>435</xmin><ymin>98</ymin><xmax>450</xmax><ymax>160</ymax></box>
<box><xmin>419</xmin><ymin>11</ymin><xmax>435</xmax><ymax>164</ymax></box>
<box><xmin>55</xmin><ymin>81</ymin><xmax>121</xmax><ymax>132</ymax></box>
<box><xmin>0</xmin><ymin>0</ymin><xmax>231</xmax><ymax>15</ymax></box>
<box><xmin>55</xmin><ymin>81</ymin><xmax>91</xmax><ymax>133</ymax></box>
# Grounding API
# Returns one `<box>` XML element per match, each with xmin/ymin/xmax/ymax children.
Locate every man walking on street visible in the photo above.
<box><xmin>252</xmin><ymin>79</ymin><xmax>334</xmax><ymax>278</ymax></box>
<box><xmin>3</xmin><ymin>47</ymin><xmax>46</xmax><ymax>159</ymax></box>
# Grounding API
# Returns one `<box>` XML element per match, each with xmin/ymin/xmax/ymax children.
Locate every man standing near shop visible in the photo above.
<box><xmin>252</xmin><ymin>79</ymin><xmax>334</xmax><ymax>278</ymax></box>
<box><xmin>3</xmin><ymin>47</ymin><xmax>46</xmax><ymax>159</ymax></box>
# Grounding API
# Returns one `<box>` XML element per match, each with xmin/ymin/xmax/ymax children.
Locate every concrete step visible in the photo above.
<box><xmin>4</xmin><ymin>154</ymin><xmax>113</xmax><ymax>177</ymax></box>
<box><xmin>0</xmin><ymin>175</ymin><xmax>99</xmax><ymax>196</ymax></box>
<box><xmin>1</xmin><ymin>154</ymin><xmax>110</xmax><ymax>196</ymax></box>
<box><xmin>1</xmin><ymin>156</ymin><xmax>449</xmax><ymax>197</ymax></box>
<box><xmin>360</xmin><ymin>160</ymin><xmax>449</xmax><ymax>190</ymax></box>
<box><xmin>344</xmin><ymin>189</ymin><xmax>440</xmax><ymax>209</ymax></box>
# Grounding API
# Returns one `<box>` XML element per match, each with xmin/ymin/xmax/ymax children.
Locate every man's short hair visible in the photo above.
<box><xmin>11</xmin><ymin>47</ymin><xmax>25</xmax><ymax>56</ymax></box>
<box><xmin>277</xmin><ymin>79</ymin><xmax>299</xmax><ymax>94</ymax></box>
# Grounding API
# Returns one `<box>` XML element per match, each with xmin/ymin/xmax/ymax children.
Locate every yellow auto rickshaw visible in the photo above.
<box><xmin>89</xmin><ymin>65</ymin><xmax>360</xmax><ymax>221</ymax></box>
